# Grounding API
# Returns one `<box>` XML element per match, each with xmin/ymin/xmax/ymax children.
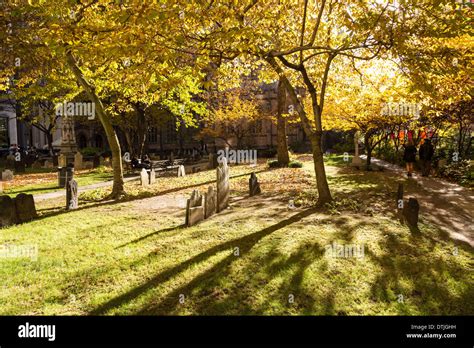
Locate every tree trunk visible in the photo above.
<box><xmin>46</xmin><ymin>132</ymin><xmax>54</xmax><ymax>156</ymax></box>
<box><xmin>364</xmin><ymin>134</ymin><xmax>372</xmax><ymax>170</ymax></box>
<box><xmin>66</xmin><ymin>51</ymin><xmax>124</xmax><ymax>198</ymax></box>
<box><xmin>135</xmin><ymin>104</ymin><xmax>147</xmax><ymax>159</ymax></box>
<box><xmin>277</xmin><ymin>79</ymin><xmax>290</xmax><ymax>166</ymax></box>
<box><xmin>265</xmin><ymin>56</ymin><xmax>332</xmax><ymax>204</ymax></box>
<box><xmin>311</xmin><ymin>133</ymin><xmax>332</xmax><ymax>204</ymax></box>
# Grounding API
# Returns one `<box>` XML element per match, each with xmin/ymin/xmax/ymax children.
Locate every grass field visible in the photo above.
<box><xmin>0</xmin><ymin>155</ymin><xmax>472</xmax><ymax>315</ymax></box>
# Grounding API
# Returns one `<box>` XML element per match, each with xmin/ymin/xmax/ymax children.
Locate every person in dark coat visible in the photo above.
<box><xmin>403</xmin><ymin>139</ymin><xmax>417</xmax><ymax>177</ymax></box>
<box><xmin>419</xmin><ymin>139</ymin><xmax>434</xmax><ymax>177</ymax></box>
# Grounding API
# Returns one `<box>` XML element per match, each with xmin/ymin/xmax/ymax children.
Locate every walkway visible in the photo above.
<box><xmin>34</xmin><ymin>175</ymin><xmax>140</xmax><ymax>201</ymax></box>
<box><xmin>361</xmin><ymin>156</ymin><xmax>474</xmax><ymax>247</ymax></box>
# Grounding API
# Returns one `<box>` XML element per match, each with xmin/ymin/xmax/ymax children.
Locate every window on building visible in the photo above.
<box><xmin>166</xmin><ymin>122</ymin><xmax>177</xmax><ymax>143</ymax></box>
<box><xmin>251</xmin><ymin>120</ymin><xmax>263</xmax><ymax>134</ymax></box>
<box><xmin>148</xmin><ymin>127</ymin><xmax>158</xmax><ymax>144</ymax></box>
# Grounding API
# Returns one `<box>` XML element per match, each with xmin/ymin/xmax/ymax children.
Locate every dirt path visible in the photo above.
<box><xmin>364</xmin><ymin>156</ymin><xmax>474</xmax><ymax>247</ymax></box>
<box><xmin>33</xmin><ymin>175</ymin><xmax>140</xmax><ymax>201</ymax></box>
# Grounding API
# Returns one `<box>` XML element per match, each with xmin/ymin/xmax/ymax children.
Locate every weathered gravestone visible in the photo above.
<box><xmin>74</xmin><ymin>152</ymin><xmax>83</xmax><ymax>170</ymax></box>
<box><xmin>216</xmin><ymin>157</ymin><xmax>230</xmax><ymax>212</ymax></box>
<box><xmin>66</xmin><ymin>179</ymin><xmax>79</xmax><ymax>210</ymax></box>
<box><xmin>14</xmin><ymin>193</ymin><xmax>37</xmax><ymax>223</ymax></box>
<box><xmin>205</xmin><ymin>186</ymin><xmax>217</xmax><ymax>219</ymax></box>
<box><xmin>140</xmin><ymin>168</ymin><xmax>149</xmax><ymax>187</ymax></box>
<box><xmin>0</xmin><ymin>182</ymin><xmax>3</xmax><ymax>194</ymax></box>
<box><xmin>2</xmin><ymin>169</ymin><xmax>14</xmax><ymax>181</ymax></box>
<box><xmin>177</xmin><ymin>165</ymin><xmax>186</xmax><ymax>177</ymax></box>
<box><xmin>58</xmin><ymin>166</ymin><xmax>74</xmax><ymax>188</ymax></box>
<box><xmin>58</xmin><ymin>154</ymin><xmax>67</xmax><ymax>167</ymax></box>
<box><xmin>0</xmin><ymin>195</ymin><xmax>17</xmax><ymax>227</ymax></box>
<box><xmin>403</xmin><ymin>197</ymin><xmax>419</xmax><ymax>228</ymax></box>
<box><xmin>185</xmin><ymin>190</ymin><xmax>205</xmax><ymax>227</ymax></box>
<box><xmin>249</xmin><ymin>172</ymin><xmax>261</xmax><ymax>196</ymax></box>
<box><xmin>149</xmin><ymin>168</ymin><xmax>156</xmax><ymax>185</ymax></box>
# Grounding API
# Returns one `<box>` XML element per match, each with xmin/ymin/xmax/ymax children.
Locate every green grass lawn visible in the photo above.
<box><xmin>0</xmin><ymin>156</ymin><xmax>472</xmax><ymax>315</ymax></box>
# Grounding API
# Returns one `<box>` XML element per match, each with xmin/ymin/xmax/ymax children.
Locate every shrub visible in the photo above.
<box><xmin>438</xmin><ymin>160</ymin><xmax>473</xmax><ymax>187</ymax></box>
<box><xmin>80</xmin><ymin>147</ymin><xmax>101</xmax><ymax>156</ymax></box>
<box><xmin>333</xmin><ymin>142</ymin><xmax>354</xmax><ymax>154</ymax></box>
<box><xmin>288</xmin><ymin>160</ymin><xmax>303</xmax><ymax>168</ymax></box>
<box><xmin>267</xmin><ymin>159</ymin><xmax>280</xmax><ymax>168</ymax></box>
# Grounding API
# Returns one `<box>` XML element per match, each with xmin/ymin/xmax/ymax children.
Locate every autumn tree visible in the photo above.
<box><xmin>176</xmin><ymin>0</ymin><xmax>457</xmax><ymax>204</ymax></box>
<box><xmin>200</xmin><ymin>87</ymin><xmax>262</xmax><ymax>149</ymax></box>
<box><xmin>1</xmin><ymin>1</ymin><xmax>208</xmax><ymax>198</ymax></box>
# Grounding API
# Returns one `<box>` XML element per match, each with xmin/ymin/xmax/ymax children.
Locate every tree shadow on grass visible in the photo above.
<box><xmin>116</xmin><ymin>225</ymin><xmax>186</xmax><ymax>249</ymax></box>
<box><xmin>89</xmin><ymin>207</ymin><xmax>319</xmax><ymax>315</ymax></box>
<box><xmin>366</xmin><ymin>226</ymin><xmax>474</xmax><ymax>315</ymax></box>
<box><xmin>145</xmin><ymin>241</ymin><xmax>328</xmax><ymax>316</ymax></box>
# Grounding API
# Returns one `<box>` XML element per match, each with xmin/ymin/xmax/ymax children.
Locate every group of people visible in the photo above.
<box><xmin>131</xmin><ymin>154</ymin><xmax>152</xmax><ymax>170</ymax></box>
<box><xmin>403</xmin><ymin>139</ymin><xmax>435</xmax><ymax>177</ymax></box>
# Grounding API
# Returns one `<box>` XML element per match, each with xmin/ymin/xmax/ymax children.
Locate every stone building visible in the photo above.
<box><xmin>1</xmin><ymin>81</ymin><xmax>310</xmax><ymax>156</ymax></box>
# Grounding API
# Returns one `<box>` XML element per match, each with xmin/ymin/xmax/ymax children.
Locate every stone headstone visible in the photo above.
<box><xmin>140</xmin><ymin>168</ymin><xmax>149</xmax><ymax>187</ymax></box>
<box><xmin>216</xmin><ymin>157</ymin><xmax>230</xmax><ymax>212</ymax></box>
<box><xmin>14</xmin><ymin>193</ymin><xmax>37</xmax><ymax>223</ymax></box>
<box><xmin>74</xmin><ymin>152</ymin><xmax>83</xmax><ymax>170</ymax></box>
<box><xmin>31</xmin><ymin>161</ymin><xmax>42</xmax><ymax>169</ymax></box>
<box><xmin>58</xmin><ymin>154</ymin><xmax>67</xmax><ymax>167</ymax></box>
<box><xmin>66</xmin><ymin>179</ymin><xmax>78</xmax><ymax>210</ymax></box>
<box><xmin>2</xmin><ymin>170</ymin><xmax>14</xmax><ymax>181</ymax></box>
<box><xmin>149</xmin><ymin>168</ymin><xmax>156</xmax><ymax>185</ymax></box>
<box><xmin>185</xmin><ymin>190</ymin><xmax>205</xmax><ymax>227</ymax></box>
<box><xmin>0</xmin><ymin>195</ymin><xmax>17</xmax><ymax>227</ymax></box>
<box><xmin>177</xmin><ymin>165</ymin><xmax>186</xmax><ymax>177</ymax></box>
<box><xmin>43</xmin><ymin>160</ymin><xmax>54</xmax><ymax>169</ymax></box>
<box><xmin>205</xmin><ymin>186</ymin><xmax>217</xmax><ymax>219</ymax></box>
<box><xmin>249</xmin><ymin>172</ymin><xmax>261</xmax><ymax>196</ymax></box>
<box><xmin>83</xmin><ymin>161</ymin><xmax>94</xmax><ymax>170</ymax></box>
<box><xmin>403</xmin><ymin>197</ymin><xmax>419</xmax><ymax>227</ymax></box>
<box><xmin>0</xmin><ymin>182</ymin><xmax>3</xmax><ymax>193</ymax></box>
<box><xmin>58</xmin><ymin>167</ymin><xmax>74</xmax><ymax>188</ymax></box>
